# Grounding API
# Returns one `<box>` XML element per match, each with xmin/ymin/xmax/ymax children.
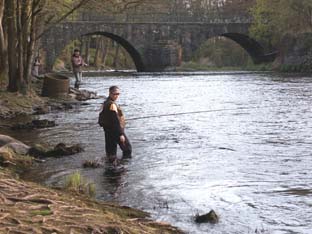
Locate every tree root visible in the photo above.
<box><xmin>0</xmin><ymin>213</ymin><xmax>10</xmax><ymax>220</ymax></box>
<box><xmin>6</xmin><ymin>197</ymin><xmax>55</xmax><ymax>204</ymax></box>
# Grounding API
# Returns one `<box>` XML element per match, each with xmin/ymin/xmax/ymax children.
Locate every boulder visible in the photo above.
<box><xmin>0</xmin><ymin>134</ymin><xmax>30</xmax><ymax>155</ymax></box>
<box><xmin>0</xmin><ymin>134</ymin><xmax>16</xmax><ymax>147</ymax></box>
<box><xmin>5</xmin><ymin>142</ymin><xmax>30</xmax><ymax>155</ymax></box>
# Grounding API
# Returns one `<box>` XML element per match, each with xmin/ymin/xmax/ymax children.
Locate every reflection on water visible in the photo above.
<box><xmin>4</xmin><ymin>72</ymin><xmax>312</xmax><ymax>234</ymax></box>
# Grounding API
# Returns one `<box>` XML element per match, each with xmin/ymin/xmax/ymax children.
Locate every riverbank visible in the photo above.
<box><xmin>0</xmin><ymin>166</ymin><xmax>182</xmax><ymax>233</ymax></box>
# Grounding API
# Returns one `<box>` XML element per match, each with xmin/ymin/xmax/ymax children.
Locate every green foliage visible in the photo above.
<box><xmin>191</xmin><ymin>37</ymin><xmax>251</xmax><ymax>68</ymax></box>
<box><xmin>54</xmin><ymin>36</ymin><xmax>135</xmax><ymax>71</ymax></box>
<box><xmin>250</xmin><ymin>0</ymin><xmax>312</xmax><ymax>46</ymax></box>
<box><xmin>249</xmin><ymin>0</ymin><xmax>276</xmax><ymax>46</ymax></box>
<box><xmin>64</xmin><ymin>171</ymin><xmax>96</xmax><ymax>197</ymax></box>
<box><xmin>279</xmin><ymin>64</ymin><xmax>312</xmax><ymax>73</ymax></box>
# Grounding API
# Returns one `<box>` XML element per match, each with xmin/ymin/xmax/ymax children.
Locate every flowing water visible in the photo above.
<box><xmin>3</xmin><ymin>72</ymin><xmax>312</xmax><ymax>234</ymax></box>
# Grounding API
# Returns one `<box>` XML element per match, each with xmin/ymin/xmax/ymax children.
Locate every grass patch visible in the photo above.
<box><xmin>0</xmin><ymin>147</ymin><xmax>34</xmax><ymax>170</ymax></box>
<box><xmin>31</xmin><ymin>208</ymin><xmax>53</xmax><ymax>216</ymax></box>
<box><xmin>64</xmin><ymin>171</ymin><xmax>96</xmax><ymax>198</ymax></box>
<box><xmin>0</xmin><ymin>90</ymin><xmax>45</xmax><ymax>118</ymax></box>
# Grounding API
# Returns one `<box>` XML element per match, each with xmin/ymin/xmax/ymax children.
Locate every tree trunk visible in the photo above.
<box><xmin>0</xmin><ymin>0</ymin><xmax>7</xmax><ymax>83</ymax></box>
<box><xmin>79</xmin><ymin>37</ymin><xmax>84</xmax><ymax>55</ymax></box>
<box><xmin>94</xmin><ymin>37</ymin><xmax>101</xmax><ymax>67</ymax></box>
<box><xmin>16</xmin><ymin>0</ymin><xmax>24</xmax><ymax>92</ymax></box>
<box><xmin>6</xmin><ymin>0</ymin><xmax>18</xmax><ymax>92</ymax></box>
<box><xmin>84</xmin><ymin>37</ymin><xmax>90</xmax><ymax>64</ymax></box>
<box><xmin>101</xmin><ymin>39</ymin><xmax>109</xmax><ymax>68</ymax></box>
<box><xmin>112</xmin><ymin>43</ymin><xmax>120</xmax><ymax>68</ymax></box>
<box><xmin>25</xmin><ymin>0</ymin><xmax>40</xmax><ymax>89</ymax></box>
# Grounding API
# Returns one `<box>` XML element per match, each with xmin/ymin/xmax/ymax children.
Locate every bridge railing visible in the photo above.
<box><xmin>73</xmin><ymin>12</ymin><xmax>252</xmax><ymax>24</ymax></box>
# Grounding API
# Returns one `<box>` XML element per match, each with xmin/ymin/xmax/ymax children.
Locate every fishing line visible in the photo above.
<box><xmin>126</xmin><ymin>105</ymin><xmax>289</xmax><ymax>121</ymax></box>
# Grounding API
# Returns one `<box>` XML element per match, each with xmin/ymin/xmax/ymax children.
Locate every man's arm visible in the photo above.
<box><xmin>109</xmin><ymin>104</ymin><xmax>124</xmax><ymax>137</ymax></box>
<box><xmin>81</xmin><ymin>57</ymin><xmax>88</xmax><ymax>66</ymax></box>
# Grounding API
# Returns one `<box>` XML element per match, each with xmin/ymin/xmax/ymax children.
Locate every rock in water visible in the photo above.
<box><xmin>44</xmin><ymin>143</ymin><xmax>84</xmax><ymax>157</ymax></box>
<box><xmin>33</xmin><ymin>106</ymin><xmax>50</xmax><ymax>115</ymax></box>
<box><xmin>69</xmin><ymin>87</ymin><xmax>98</xmax><ymax>101</ymax></box>
<box><xmin>83</xmin><ymin>160</ymin><xmax>102</xmax><ymax>168</ymax></box>
<box><xmin>11</xmin><ymin>119</ymin><xmax>56</xmax><ymax>130</ymax></box>
<box><xmin>194</xmin><ymin>210</ymin><xmax>219</xmax><ymax>224</ymax></box>
<box><xmin>32</xmin><ymin>119</ymin><xmax>56</xmax><ymax>128</ymax></box>
<box><xmin>29</xmin><ymin>143</ymin><xmax>84</xmax><ymax>158</ymax></box>
<box><xmin>28</xmin><ymin>144</ymin><xmax>49</xmax><ymax>158</ymax></box>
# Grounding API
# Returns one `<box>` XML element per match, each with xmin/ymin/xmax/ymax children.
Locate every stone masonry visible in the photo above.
<box><xmin>42</xmin><ymin>21</ymin><xmax>277</xmax><ymax>72</ymax></box>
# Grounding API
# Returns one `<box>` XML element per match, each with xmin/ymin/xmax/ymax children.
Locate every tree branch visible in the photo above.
<box><xmin>36</xmin><ymin>0</ymin><xmax>92</xmax><ymax>40</ymax></box>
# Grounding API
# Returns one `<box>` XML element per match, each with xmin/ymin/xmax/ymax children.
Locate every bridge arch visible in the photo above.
<box><xmin>83</xmin><ymin>32</ymin><xmax>145</xmax><ymax>72</ymax></box>
<box><xmin>220</xmin><ymin>33</ymin><xmax>275</xmax><ymax>64</ymax></box>
<box><xmin>186</xmin><ymin>32</ymin><xmax>276</xmax><ymax>65</ymax></box>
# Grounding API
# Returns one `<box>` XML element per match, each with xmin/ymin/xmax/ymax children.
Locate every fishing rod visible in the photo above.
<box><xmin>126</xmin><ymin>105</ymin><xmax>286</xmax><ymax>121</ymax></box>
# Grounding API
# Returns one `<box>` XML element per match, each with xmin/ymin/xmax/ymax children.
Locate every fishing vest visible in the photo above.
<box><xmin>71</xmin><ymin>55</ymin><xmax>84</xmax><ymax>72</ymax></box>
<box><xmin>99</xmin><ymin>99</ymin><xmax>125</xmax><ymax>129</ymax></box>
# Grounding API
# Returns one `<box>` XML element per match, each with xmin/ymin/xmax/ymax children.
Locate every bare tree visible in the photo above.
<box><xmin>0</xmin><ymin>0</ymin><xmax>6</xmax><ymax>82</ymax></box>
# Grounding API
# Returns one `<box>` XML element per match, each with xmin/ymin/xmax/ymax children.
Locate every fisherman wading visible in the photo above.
<box><xmin>98</xmin><ymin>86</ymin><xmax>132</xmax><ymax>164</ymax></box>
<box><xmin>71</xmin><ymin>49</ymin><xmax>87</xmax><ymax>88</ymax></box>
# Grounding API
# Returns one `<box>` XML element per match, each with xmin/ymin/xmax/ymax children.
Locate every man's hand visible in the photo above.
<box><xmin>120</xmin><ymin>135</ymin><xmax>126</xmax><ymax>144</ymax></box>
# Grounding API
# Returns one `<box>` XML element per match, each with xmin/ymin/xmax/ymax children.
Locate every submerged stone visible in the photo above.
<box><xmin>29</xmin><ymin>143</ymin><xmax>84</xmax><ymax>158</ymax></box>
<box><xmin>69</xmin><ymin>87</ymin><xmax>99</xmax><ymax>101</ymax></box>
<box><xmin>11</xmin><ymin>119</ymin><xmax>56</xmax><ymax>130</ymax></box>
<box><xmin>46</xmin><ymin>143</ymin><xmax>83</xmax><ymax>157</ymax></box>
<box><xmin>28</xmin><ymin>144</ymin><xmax>49</xmax><ymax>158</ymax></box>
<box><xmin>194</xmin><ymin>210</ymin><xmax>219</xmax><ymax>224</ymax></box>
<box><xmin>83</xmin><ymin>160</ymin><xmax>102</xmax><ymax>168</ymax></box>
<box><xmin>33</xmin><ymin>106</ymin><xmax>50</xmax><ymax>115</ymax></box>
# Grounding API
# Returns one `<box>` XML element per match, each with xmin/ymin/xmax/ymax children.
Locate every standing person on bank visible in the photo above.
<box><xmin>98</xmin><ymin>86</ymin><xmax>132</xmax><ymax>164</ymax></box>
<box><xmin>31</xmin><ymin>56</ymin><xmax>41</xmax><ymax>78</ymax></box>
<box><xmin>71</xmin><ymin>49</ymin><xmax>87</xmax><ymax>88</ymax></box>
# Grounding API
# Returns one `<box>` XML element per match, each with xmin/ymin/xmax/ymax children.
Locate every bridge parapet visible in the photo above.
<box><xmin>78</xmin><ymin>10</ymin><xmax>252</xmax><ymax>24</ymax></box>
<box><xmin>68</xmin><ymin>16</ymin><xmax>253</xmax><ymax>24</ymax></box>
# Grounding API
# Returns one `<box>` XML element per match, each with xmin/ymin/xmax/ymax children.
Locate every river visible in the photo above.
<box><xmin>6</xmin><ymin>72</ymin><xmax>312</xmax><ymax>234</ymax></box>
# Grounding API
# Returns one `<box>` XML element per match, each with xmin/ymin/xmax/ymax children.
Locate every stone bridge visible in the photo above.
<box><xmin>41</xmin><ymin>21</ymin><xmax>277</xmax><ymax>72</ymax></box>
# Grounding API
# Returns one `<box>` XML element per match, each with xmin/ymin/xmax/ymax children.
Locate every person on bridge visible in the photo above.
<box><xmin>98</xmin><ymin>86</ymin><xmax>132</xmax><ymax>164</ymax></box>
<box><xmin>71</xmin><ymin>49</ymin><xmax>87</xmax><ymax>88</ymax></box>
